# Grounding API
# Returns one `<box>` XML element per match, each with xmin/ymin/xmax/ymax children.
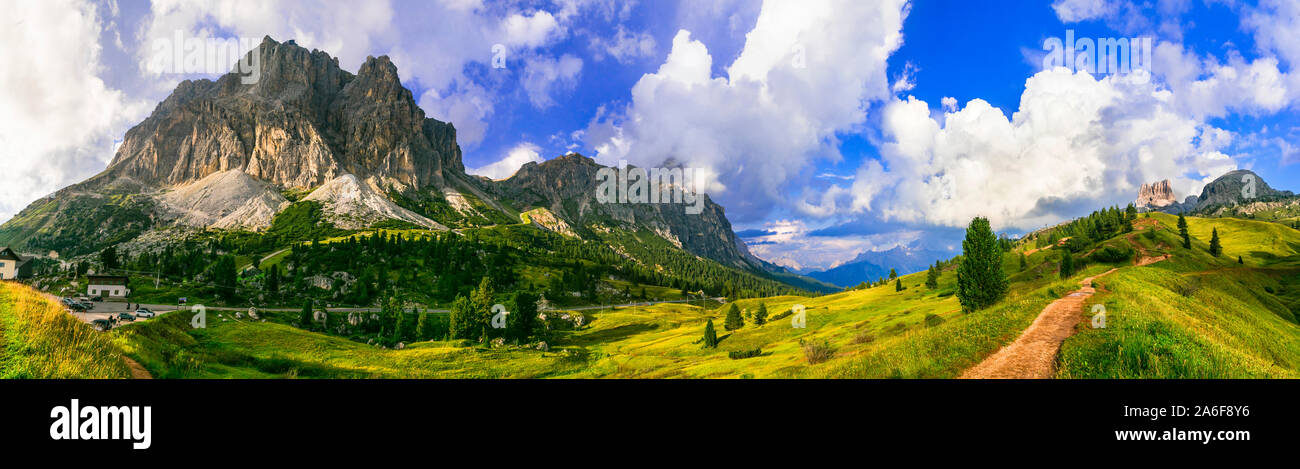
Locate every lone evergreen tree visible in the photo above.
<box><xmin>1178</xmin><ymin>214</ymin><xmax>1191</xmax><ymax>249</ymax></box>
<box><xmin>416</xmin><ymin>310</ymin><xmax>433</xmax><ymax>341</ymax></box>
<box><xmin>754</xmin><ymin>302</ymin><xmax>768</xmax><ymax>326</ymax></box>
<box><xmin>895</xmin><ymin>279</ymin><xmax>904</xmax><ymax>291</ymax></box>
<box><xmin>1059</xmin><ymin>252</ymin><xmax>1075</xmax><ymax>279</ymax></box>
<box><xmin>1209</xmin><ymin>228</ymin><xmax>1222</xmax><ymax>257</ymax></box>
<box><xmin>956</xmin><ymin>217</ymin><xmax>1009</xmax><ymax>312</ymax></box>
<box><xmin>1019</xmin><ymin>252</ymin><xmax>1028</xmax><ymax>271</ymax></box>
<box><xmin>925</xmin><ymin>263</ymin><xmax>939</xmax><ymax>289</ymax></box>
<box><xmin>1238</xmin><ymin>255</ymin><xmax>1244</xmax><ymax>264</ymax></box>
<box><xmin>702</xmin><ymin>318</ymin><xmax>718</xmax><ymax>348</ymax></box>
<box><xmin>724</xmin><ymin>303</ymin><xmax>744</xmax><ymax>331</ymax></box>
<box><xmin>299</xmin><ymin>300</ymin><xmax>313</xmax><ymax>329</ymax></box>
<box><xmin>889</xmin><ymin>268</ymin><xmax>898</xmax><ymax>280</ymax></box>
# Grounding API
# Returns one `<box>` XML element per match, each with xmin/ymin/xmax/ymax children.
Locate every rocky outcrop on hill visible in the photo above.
<box><xmin>1136</xmin><ymin>179</ymin><xmax>1176</xmax><ymax>208</ymax></box>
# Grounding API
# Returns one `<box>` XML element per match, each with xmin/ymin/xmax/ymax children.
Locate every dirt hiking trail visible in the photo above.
<box><xmin>961</xmin><ymin>221</ymin><xmax>1173</xmax><ymax>379</ymax></box>
<box><xmin>959</xmin><ymin>268</ymin><xmax>1118</xmax><ymax>379</ymax></box>
<box><xmin>122</xmin><ymin>356</ymin><xmax>153</xmax><ymax>379</ymax></box>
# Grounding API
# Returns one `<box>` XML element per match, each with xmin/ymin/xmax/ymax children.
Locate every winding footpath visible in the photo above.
<box><xmin>961</xmin><ymin>225</ymin><xmax>1171</xmax><ymax>379</ymax></box>
<box><xmin>958</xmin><ymin>268</ymin><xmax>1118</xmax><ymax>379</ymax></box>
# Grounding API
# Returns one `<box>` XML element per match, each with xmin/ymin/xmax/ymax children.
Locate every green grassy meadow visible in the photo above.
<box><xmin>8</xmin><ymin>212</ymin><xmax>1297</xmax><ymax>379</ymax></box>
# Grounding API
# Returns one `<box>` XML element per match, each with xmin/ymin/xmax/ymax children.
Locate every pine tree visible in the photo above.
<box><xmin>506</xmin><ymin>291</ymin><xmax>538</xmax><ymax>343</ymax></box>
<box><xmin>754</xmin><ymin>302</ymin><xmax>768</xmax><ymax>326</ymax></box>
<box><xmin>448</xmin><ymin>295</ymin><xmax>475</xmax><ymax>340</ymax></box>
<box><xmin>925</xmin><ymin>263</ymin><xmax>939</xmax><ymax>289</ymax></box>
<box><xmin>299</xmin><ymin>300</ymin><xmax>313</xmax><ymax>329</ymax></box>
<box><xmin>895</xmin><ymin>279</ymin><xmax>904</xmax><ymax>291</ymax></box>
<box><xmin>956</xmin><ymin>217</ymin><xmax>1009</xmax><ymax>312</ymax></box>
<box><xmin>1019</xmin><ymin>252</ymin><xmax>1028</xmax><ymax>271</ymax></box>
<box><xmin>1059</xmin><ymin>252</ymin><xmax>1075</xmax><ymax>279</ymax></box>
<box><xmin>702</xmin><ymin>318</ymin><xmax>718</xmax><ymax>348</ymax></box>
<box><xmin>470</xmin><ymin>277</ymin><xmax>495</xmax><ymax>340</ymax></box>
<box><xmin>889</xmin><ymin>268</ymin><xmax>898</xmax><ymax>280</ymax></box>
<box><xmin>416</xmin><ymin>310</ymin><xmax>433</xmax><ymax>341</ymax></box>
<box><xmin>1238</xmin><ymin>255</ymin><xmax>1244</xmax><ymax>264</ymax></box>
<box><xmin>393</xmin><ymin>309</ymin><xmax>407</xmax><ymax>344</ymax></box>
<box><xmin>724</xmin><ymin>303</ymin><xmax>743</xmax><ymax>331</ymax></box>
<box><xmin>1209</xmin><ymin>228</ymin><xmax>1222</xmax><ymax>257</ymax></box>
<box><xmin>1178</xmin><ymin>214</ymin><xmax>1191</xmax><ymax>249</ymax></box>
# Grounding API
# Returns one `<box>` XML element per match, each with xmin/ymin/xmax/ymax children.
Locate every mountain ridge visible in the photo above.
<box><xmin>0</xmin><ymin>37</ymin><xmax>828</xmax><ymax>292</ymax></box>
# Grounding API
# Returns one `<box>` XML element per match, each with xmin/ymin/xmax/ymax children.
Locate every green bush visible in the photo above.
<box><xmin>728</xmin><ymin>348</ymin><xmax>762</xmax><ymax>359</ymax></box>
<box><xmin>1089</xmin><ymin>245</ymin><xmax>1135</xmax><ymax>263</ymax></box>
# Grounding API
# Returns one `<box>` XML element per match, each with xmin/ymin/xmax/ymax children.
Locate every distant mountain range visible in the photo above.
<box><xmin>803</xmin><ymin>245</ymin><xmax>951</xmax><ymax>288</ymax></box>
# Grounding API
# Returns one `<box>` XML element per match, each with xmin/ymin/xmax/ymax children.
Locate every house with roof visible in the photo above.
<box><xmin>86</xmin><ymin>275</ymin><xmax>130</xmax><ymax>298</ymax></box>
<box><xmin>0</xmin><ymin>247</ymin><xmax>32</xmax><ymax>280</ymax></box>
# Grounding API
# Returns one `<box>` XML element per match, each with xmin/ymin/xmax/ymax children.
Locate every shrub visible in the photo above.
<box><xmin>800</xmin><ymin>339</ymin><xmax>834</xmax><ymax>364</ymax></box>
<box><xmin>769</xmin><ymin>309</ymin><xmax>793</xmax><ymax>322</ymax></box>
<box><xmin>1174</xmin><ymin>277</ymin><xmax>1202</xmax><ymax>298</ymax></box>
<box><xmin>728</xmin><ymin>348</ymin><xmax>762</xmax><ymax>359</ymax></box>
<box><xmin>850</xmin><ymin>332</ymin><xmax>876</xmax><ymax>344</ymax></box>
<box><xmin>1089</xmin><ymin>245</ymin><xmax>1135</xmax><ymax>263</ymax></box>
<box><xmin>924</xmin><ymin>313</ymin><xmax>945</xmax><ymax>328</ymax></box>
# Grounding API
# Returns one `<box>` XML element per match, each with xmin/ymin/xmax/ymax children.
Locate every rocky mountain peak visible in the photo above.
<box><xmin>103</xmin><ymin>36</ymin><xmax>461</xmax><ymax>193</ymax></box>
<box><xmin>1136</xmin><ymin>179</ymin><xmax>1176</xmax><ymax>208</ymax></box>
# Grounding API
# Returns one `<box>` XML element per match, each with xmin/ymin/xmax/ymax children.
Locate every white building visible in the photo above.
<box><xmin>86</xmin><ymin>275</ymin><xmax>130</xmax><ymax>298</ymax></box>
<box><xmin>0</xmin><ymin>247</ymin><xmax>29</xmax><ymax>280</ymax></box>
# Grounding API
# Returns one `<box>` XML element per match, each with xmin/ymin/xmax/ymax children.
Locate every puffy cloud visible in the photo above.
<box><xmin>521</xmin><ymin>54</ymin><xmax>583</xmax><ymax>109</ymax></box>
<box><xmin>587</xmin><ymin>25</ymin><xmax>656</xmax><ymax>64</ymax></box>
<box><xmin>940</xmin><ymin>96</ymin><xmax>958</xmax><ymax>112</ymax></box>
<box><xmin>139</xmin><ymin>0</ymin><xmax>395</xmax><ymax>79</ymax></box>
<box><xmin>468</xmin><ymin>143</ymin><xmax>544</xmax><ymax>180</ymax></box>
<box><xmin>1051</xmin><ymin>0</ymin><xmax>1118</xmax><ymax>22</ymax></box>
<box><xmin>585</xmin><ymin>0</ymin><xmax>910</xmax><ymax>221</ymax></box>
<box><xmin>499</xmin><ymin>10</ymin><xmax>561</xmax><ymax>48</ymax></box>
<box><xmin>1153</xmin><ymin>41</ymin><xmax>1293</xmax><ymax>119</ymax></box>
<box><xmin>847</xmin><ymin>68</ymin><xmax>1239</xmax><ymax>230</ymax></box>
<box><xmin>0</xmin><ymin>0</ymin><xmax>149</xmax><ymax>222</ymax></box>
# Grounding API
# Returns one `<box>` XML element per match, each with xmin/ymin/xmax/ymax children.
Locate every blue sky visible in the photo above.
<box><xmin>2</xmin><ymin>0</ymin><xmax>1298</xmax><ymax>272</ymax></box>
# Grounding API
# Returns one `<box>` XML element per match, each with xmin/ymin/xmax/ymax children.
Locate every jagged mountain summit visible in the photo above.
<box><xmin>1135</xmin><ymin>179</ymin><xmax>1176</xmax><ymax>209</ymax></box>
<box><xmin>0</xmin><ymin>37</ymin><xmax>824</xmax><ymax>290</ymax></box>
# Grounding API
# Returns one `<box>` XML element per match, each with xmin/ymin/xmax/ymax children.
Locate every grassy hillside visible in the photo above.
<box><xmin>109</xmin><ymin>250</ymin><xmax>1095</xmax><ymax>378</ymax></box>
<box><xmin>1057</xmin><ymin>213</ymin><xmax>1300</xmax><ymax>378</ymax></box>
<box><xmin>44</xmin><ymin>211</ymin><xmax>1300</xmax><ymax>380</ymax></box>
<box><xmin>0</xmin><ymin>282</ymin><xmax>130</xmax><ymax>378</ymax></box>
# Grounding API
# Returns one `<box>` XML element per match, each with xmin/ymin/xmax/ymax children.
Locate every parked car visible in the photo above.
<box><xmin>90</xmin><ymin>295</ymin><xmax>104</xmax><ymax>302</ymax></box>
<box><xmin>116</xmin><ymin>312</ymin><xmax>136</xmax><ymax>322</ymax></box>
<box><xmin>134</xmin><ymin>308</ymin><xmax>156</xmax><ymax>318</ymax></box>
<box><xmin>90</xmin><ymin>319</ymin><xmax>113</xmax><ymax>331</ymax></box>
<box><xmin>66</xmin><ymin>303</ymin><xmax>87</xmax><ymax>312</ymax></box>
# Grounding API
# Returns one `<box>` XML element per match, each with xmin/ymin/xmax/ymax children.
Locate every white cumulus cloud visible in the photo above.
<box><xmin>0</xmin><ymin>0</ymin><xmax>149</xmax><ymax>222</ymax></box>
<box><xmin>468</xmin><ymin>143</ymin><xmax>544</xmax><ymax>180</ymax></box>
<box><xmin>585</xmin><ymin>0</ymin><xmax>910</xmax><ymax>221</ymax></box>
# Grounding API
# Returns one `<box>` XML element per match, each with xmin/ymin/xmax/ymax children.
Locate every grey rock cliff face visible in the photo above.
<box><xmin>105</xmin><ymin>37</ymin><xmax>462</xmax><ymax>192</ymax></box>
